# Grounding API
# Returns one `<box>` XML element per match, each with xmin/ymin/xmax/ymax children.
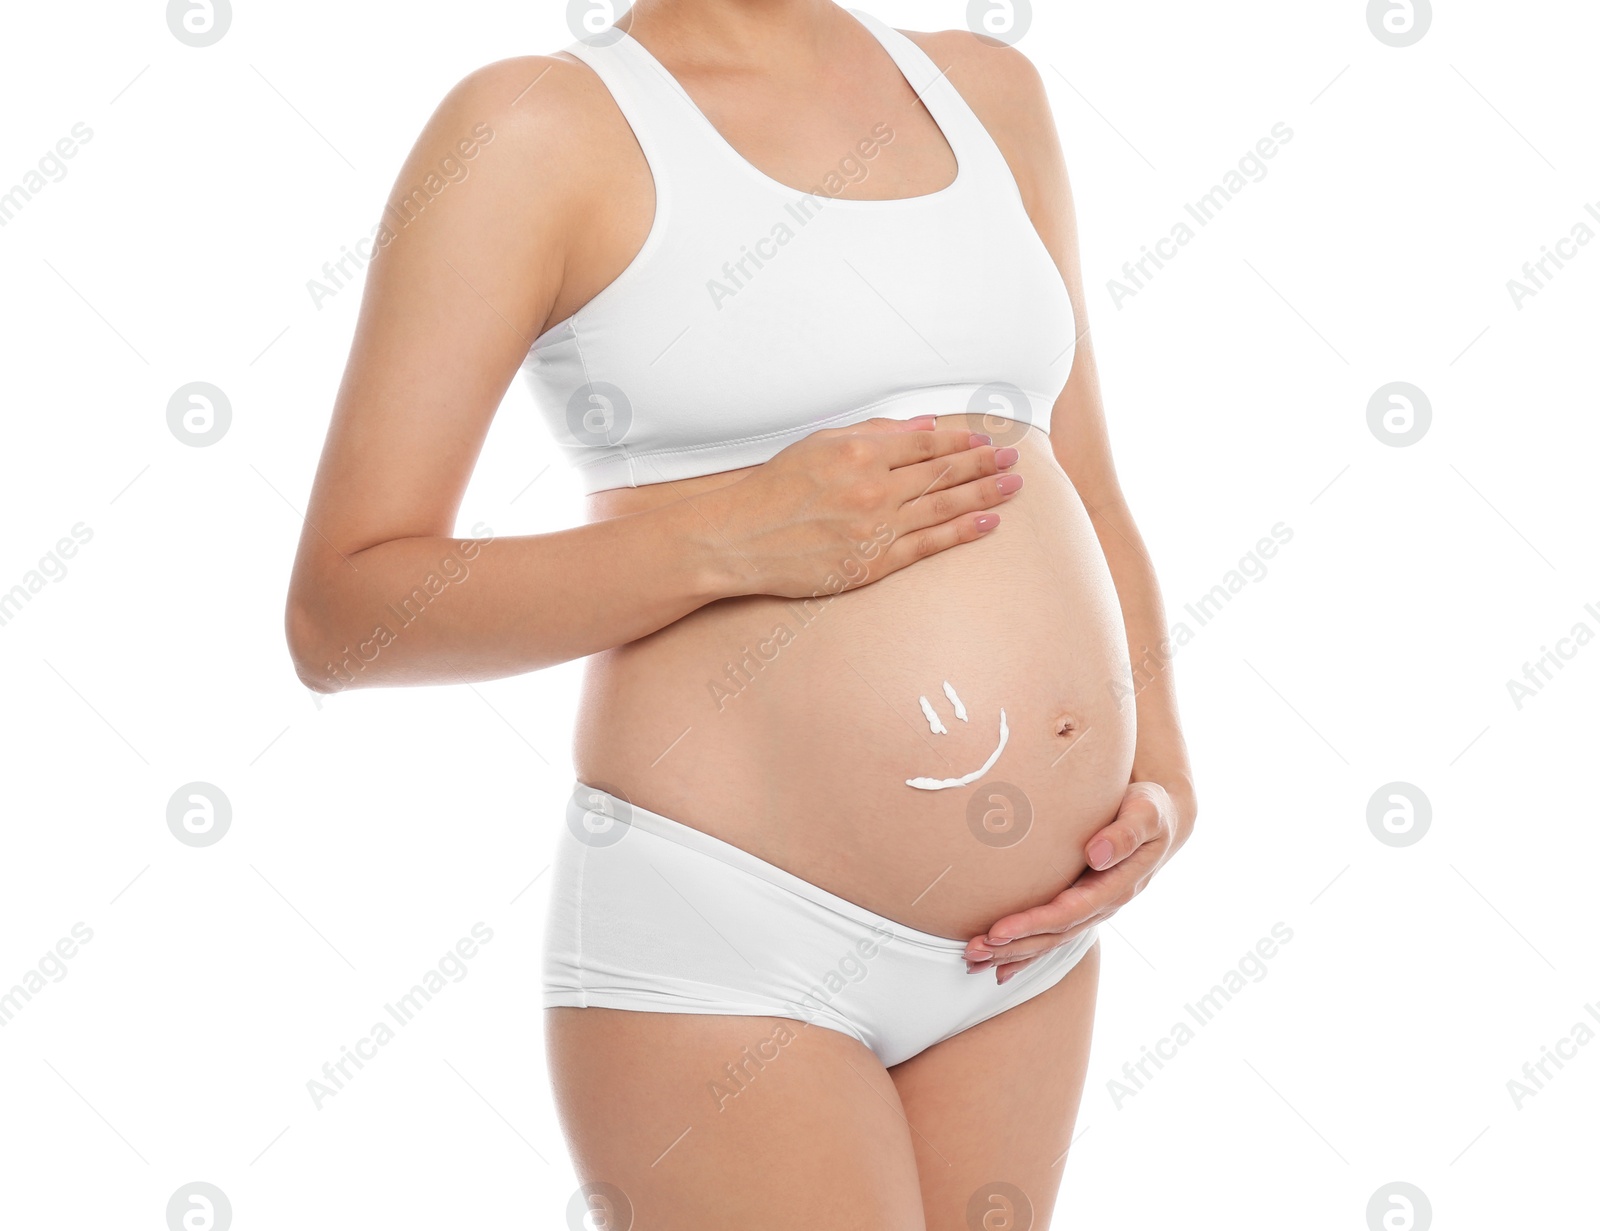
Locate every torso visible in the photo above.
<box><xmin>546</xmin><ymin>12</ymin><xmax>1135</xmax><ymax>939</ymax></box>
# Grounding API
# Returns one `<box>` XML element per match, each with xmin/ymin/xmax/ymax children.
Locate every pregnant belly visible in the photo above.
<box><xmin>573</xmin><ymin>425</ymin><xmax>1137</xmax><ymax>939</ymax></box>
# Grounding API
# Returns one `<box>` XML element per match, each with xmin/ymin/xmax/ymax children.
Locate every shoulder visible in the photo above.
<box><xmin>380</xmin><ymin>51</ymin><xmax>644</xmax><ymax>240</ymax></box>
<box><xmin>898</xmin><ymin>28</ymin><xmax>1053</xmax><ymax>136</ymax></box>
<box><xmin>419</xmin><ymin>52</ymin><xmax>625</xmax><ymax>165</ymax></box>
<box><xmin>898</xmin><ymin>29</ymin><xmax>1067</xmax><ymax>219</ymax></box>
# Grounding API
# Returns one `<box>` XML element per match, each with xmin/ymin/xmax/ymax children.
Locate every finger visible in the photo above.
<box><xmin>995</xmin><ymin>953</ymin><xmax>1045</xmax><ymax>985</ymax></box>
<box><xmin>980</xmin><ymin>880</ymin><xmax>1101</xmax><ymax>945</ymax></box>
<box><xmin>1084</xmin><ymin>792</ymin><xmax>1163</xmax><ymax>871</ymax></box>
<box><xmin>893</xmin><ymin>440</ymin><xmax>1019</xmax><ymax>506</ymax></box>
<box><xmin>1038</xmin><ymin>845</ymin><xmax>1164</xmax><ymax>935</ymax></box>
<box><xmin>876</xmin><ymin>506</ymin><xmax>1005</xmax><ymax>573</ymax></box>
<box><xmin>831</xmin><ymin>413</ymin><xmax>937</xmax><ymax>435</ymax></box>
<box><xmin>891</xmin><ymin>468</ymin><xmax>1024</xmax><ymax>542</ymax></box>
<box><xmin>965</xmin><ymin>932</ymin><xmax>1001</xmax><ymax>964</ymax></box>
<box><xmin>831</xmin><ymin>422</ymin><xmax>983</xmax><ymax>470</ymax></box>
<box><xmin>977</xmin><ymin>922</ymin><xmax>1097</xmax><ymax>967</ymax></box>
<box><xmin>970</xmin><ymin>918</ymin><xmax>1088</xmax><ymax>964</ymax></box>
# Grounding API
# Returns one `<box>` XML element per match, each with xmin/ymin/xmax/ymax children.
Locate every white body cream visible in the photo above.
<box><xmin>905</xmin><ymin>708</ymin><xmax>1009</xmax><ymax>791</ymax></box>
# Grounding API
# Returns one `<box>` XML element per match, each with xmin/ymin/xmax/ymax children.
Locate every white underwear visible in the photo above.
<box><xmin>542</xmin><ymin>782</ymin><xmax>1098</xmax><ymax>1067</ymax></box>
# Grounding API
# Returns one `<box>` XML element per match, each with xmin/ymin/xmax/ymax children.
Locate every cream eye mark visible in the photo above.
<box><xmin>907</xmin><ymin>682</ymin><xmax>1006</xmax><ymax>791</ymax></box>
<box><xmin>917</xmin><ymin>681</ymin><xmax>969</xmax><ymax>735</ymax></box>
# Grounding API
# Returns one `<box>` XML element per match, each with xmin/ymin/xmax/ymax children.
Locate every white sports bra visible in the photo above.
<box><xmin>521</xmin><ymin>7</ymin><xmax>1077</xmax><ymax>495</ymax></box>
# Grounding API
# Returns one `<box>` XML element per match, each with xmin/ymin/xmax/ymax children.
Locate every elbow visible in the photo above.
<box><xmin>296</xmin><ymin>664</ymin><xmax>343</xmax><ymax>696</ymax></box>
<box><xmin>1170</xmin><ymin>778</ymin><xmax>1198</xmax><ymax>844</ymax></box>
<box><xmin>284</xmin><ymin>593</ymin><xmax>342</xmax><ymax>694</ymax></box>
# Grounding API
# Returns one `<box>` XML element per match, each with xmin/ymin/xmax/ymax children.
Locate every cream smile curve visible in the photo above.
<box><xmin>905</xmin><ymin>707</ymin><xmax>1009</xmax><ymax>791</ymax></box>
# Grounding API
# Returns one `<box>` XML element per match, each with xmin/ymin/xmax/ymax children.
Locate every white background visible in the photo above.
<box><xmin>1</xmin><ymin>0</ymin><xmax>1595</xmax><ymax>1227</ymax></box>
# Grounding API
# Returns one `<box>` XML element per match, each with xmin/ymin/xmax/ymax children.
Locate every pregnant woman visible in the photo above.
<box><xmin>285</xmin><ymin>2</ymin><xmax>1195</xmax><ymax>1227</ymax></box>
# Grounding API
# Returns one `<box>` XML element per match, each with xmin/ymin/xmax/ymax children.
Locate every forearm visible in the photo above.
<box><xmin>1088</xmin><ymin>496</ymin><xmax>1197</xmax><ymax>829</ymax></box>
<box><xmin>286</xmin><ymin>496</ymin><xmax>736</xmax><ymax>693</ymax></box>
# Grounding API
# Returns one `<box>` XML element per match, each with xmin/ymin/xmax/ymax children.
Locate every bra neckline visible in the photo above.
<box><xmin>611</xmin><ymin>10</ymin><xmax>967</xmax><ymax>209</ymax></box>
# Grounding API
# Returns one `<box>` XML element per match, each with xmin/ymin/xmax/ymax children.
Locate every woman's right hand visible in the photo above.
<box><xmin>703</xmin><ymin>414</ymin><xmax>1023</xmax><ymax>600</ymax></box>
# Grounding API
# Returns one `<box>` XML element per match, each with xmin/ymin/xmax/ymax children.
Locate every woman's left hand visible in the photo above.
<box><xmin>964</xmin><ymin>780</ymin><xmax>1195</xmax><ymax>982</ymax></box>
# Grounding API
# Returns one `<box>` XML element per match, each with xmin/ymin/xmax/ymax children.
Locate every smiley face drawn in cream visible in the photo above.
<box><xmin>907</xmin><ymin>681</ymin><xmax>1009</xmax><ymax>791</ymax></box>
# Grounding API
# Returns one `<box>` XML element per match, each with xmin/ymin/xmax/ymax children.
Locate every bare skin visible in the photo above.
<box><xmin>285</xmin><ymin>0</ymin><xmax>1195</xmax><ymax>1225</ymax></box>
<box><xmin>547</xmin><ymin>944</ymin><xmax>1099</xmax><ymax>1231</ymax></box>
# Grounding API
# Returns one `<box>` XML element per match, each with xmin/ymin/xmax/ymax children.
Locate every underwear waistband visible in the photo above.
<box><xmin>567</xmin><ymin>781</ymin><xmax>979</xmax><ymax>955</ymax></box>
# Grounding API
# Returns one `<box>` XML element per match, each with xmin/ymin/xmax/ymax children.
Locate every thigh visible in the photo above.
<box><xmin>889</xmin><ymin>941</ymin><xmax>1101</xmax><ymax>1231</ymax></box>
<box><xmin>545</xmin><ymin>1006</ymin><xmax>928</xmax><ymax>1231</ymax></box>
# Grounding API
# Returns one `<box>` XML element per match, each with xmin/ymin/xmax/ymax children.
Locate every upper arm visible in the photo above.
<box><xmin>908</xmin><ymin>31</ymin><xmax>1125</xmax><ymax>516</ymax></box>
<box><xmin>290</xmin><ymin>55</ymin><xmax>591</xmax><ymax>589</ymax></box>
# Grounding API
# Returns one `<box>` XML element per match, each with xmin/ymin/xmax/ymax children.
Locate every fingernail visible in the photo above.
<box><xmin>974</xmin><ymin>513</ymin><xmax>999</xmax><ymax>532</ymax></box>
<box><xmin>968</xmin><ymin>432</ymin><xmax>992</xmax><ymax>447</ymax></box>
<box><xmin>1087</xmin><ymin>838</ymin><xmax>1115</xmax><ymax>869</ymax></box>
<box><xmin>986</xmin><ymin>934</ymin><xmax>1012</xmax><ymax>945</ymax></box>
<box><xmin>995</xmin><ymin>473</ymin><xmax>1023</xmax><ymax>495</ymax></box>
<box><xmin>909</xmin><ymin>414</ymin><xmax>936</xmax><ymax>426</ymax></box>
<box><xmin>994</xmin><ymin>446</ymin><xmax>1019</xmax><ymax>468</ymax></box>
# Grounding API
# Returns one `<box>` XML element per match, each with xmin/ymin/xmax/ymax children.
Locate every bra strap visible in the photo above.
<box><xmin>562</xmin><ymin>30</ymin><xmax>726</xmax><ymax>207</ymax></box>
<box><xmin>844</xmin><ymin>8</ymin><xmax>1014</xmax><ymax>187</ymax></box>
